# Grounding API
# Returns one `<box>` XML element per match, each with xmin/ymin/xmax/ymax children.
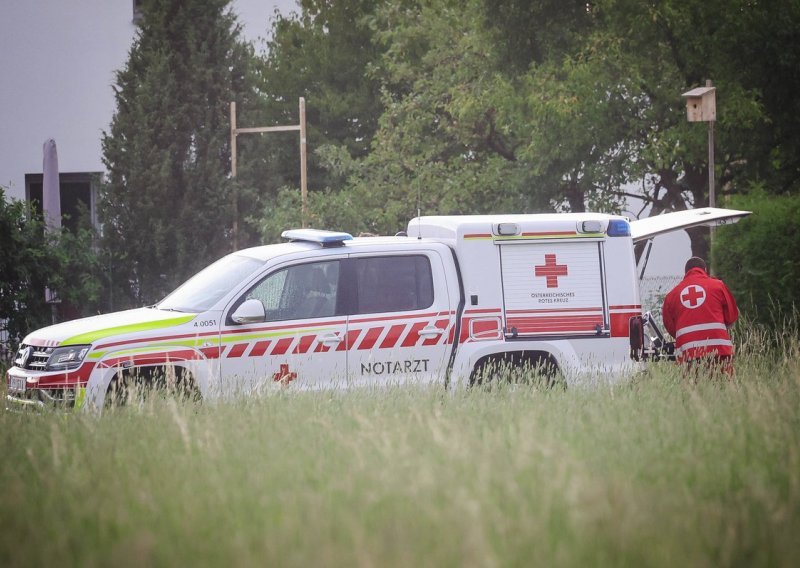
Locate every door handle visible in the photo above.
<box><xmin>419</xmin><ymin>325</ymin><xmax>446</xmax><ymax>337</ymax></box>
<box><xmin>319</xmin><ymin>333</ymin><xmax>344</xmax><ymax>344</ymax></box>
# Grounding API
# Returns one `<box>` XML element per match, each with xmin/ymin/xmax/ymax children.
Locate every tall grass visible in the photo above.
<box><xmin>1</xmin><ymin>323</ymin><xmax>799</xmax><ymax>566</ymax></box>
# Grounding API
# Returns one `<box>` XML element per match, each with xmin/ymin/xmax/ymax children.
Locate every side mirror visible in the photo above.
<box><xmin>231</xmin><ymin>299</ymin><xmax>266</xmax><ymax>324</ymax></box>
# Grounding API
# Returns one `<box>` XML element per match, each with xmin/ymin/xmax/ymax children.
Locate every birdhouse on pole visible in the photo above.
<box><xmin>681</xmin><ymin>86</ymin><xmax>716</xmax><ymax>122</ymax></box>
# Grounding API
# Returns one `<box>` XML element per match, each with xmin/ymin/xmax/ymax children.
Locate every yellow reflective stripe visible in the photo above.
<box><xmin>219</xmin><ymin>327</ymin><xmax>330</xmax><ymax>344</ymax></box>
<box><xmin>87</xmin><ymin>327</ymin><xmax>330</xmax><ymax>359</ymax></box>
<box><xmin>464</xmin><ymin>233</ymin><xmax>605</xmax><ymax>241</ymax></box>
<box><xmin>74</xmin><ymin>387</ymin><xmax>87</xmax><ymax>410</ymax></box>
<box><xmin>62</xmin><ymin>315</ymin><xmax>196</xmax><ymax>346</ymax></box>
<box><xmin>493</xmin><ymin>233</ymin><xmax>604</xmax><ymax>240</ymax></box>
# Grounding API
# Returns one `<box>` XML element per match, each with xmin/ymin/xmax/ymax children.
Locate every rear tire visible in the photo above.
<box><xmin>470</xmin><ymin>352</ymin><xmax>562</xmax><ymax>389</ymax></box>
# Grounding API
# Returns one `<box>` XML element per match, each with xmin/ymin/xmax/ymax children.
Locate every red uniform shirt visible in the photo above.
<box><xmin>662</xmin><ymin>267</ymin><xmax>739</xmax><ymax>361</ymax></box>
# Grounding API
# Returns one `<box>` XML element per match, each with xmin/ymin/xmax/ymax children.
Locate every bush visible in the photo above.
<box><xmin>0</xmin><ymin>187</ymin><xmax>104</xmax><ymax>351</ymax></box>
<box><xmin>714</xmin><ymin>187</ymin><xmax>800</xmax><ymax>327</ymax></box>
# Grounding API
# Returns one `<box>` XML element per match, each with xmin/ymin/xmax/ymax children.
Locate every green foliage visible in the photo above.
<box><xmin>714</xmin><ymin>188</ymin><xmax>800</xmax><ymax>326</ymax></box>
<box><xmin>0</xmin><ymin>188</ymin><xmax>104</xmax><ymax>347</ymax></box>
<box><xmin>0</xmin><ymin>189</ymin><xmax>51</xmax><ymax>344</ymax></box>
<box><xmin>260</xmin><ymin>0</ymin><xmax>384</xmax><ymax>161</ymax></box>
<box><xmin>233</xmin><ymin>0</ymin><xmax>386</xmax><ymax>241</ymax></box>
<box><xmin>252</xmin><ymin>0</ymin><xmax>800</xmax><ymax>258</ymax></box>
<box><xmin>100</xmin><ymin>0</ymin><xmax>256</xmax><ymax>307</ymax></box>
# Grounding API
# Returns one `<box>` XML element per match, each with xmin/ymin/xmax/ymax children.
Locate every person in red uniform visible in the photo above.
<box><xmin>662</xmin><ymin>257</ymin><xmax>739</xmax><ymax>374</ymax></box>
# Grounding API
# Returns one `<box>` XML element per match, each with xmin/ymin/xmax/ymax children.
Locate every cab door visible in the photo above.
<box><xmin>219</xmin><ymin>257</ymin><xmax>348</xmax><ymax>394</ymax></box>
<box><xmin>344</xmin><ymin>250</ymin><xmax>456</xmax><ymax>387</ymax></box>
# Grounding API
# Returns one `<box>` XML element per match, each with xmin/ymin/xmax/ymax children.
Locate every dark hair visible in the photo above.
<box><xmin>685</xmin><ymin>256</ymin><xmax>707</xmax><ymax>273</ymax></box>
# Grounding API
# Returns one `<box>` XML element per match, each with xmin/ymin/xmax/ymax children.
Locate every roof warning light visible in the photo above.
<box><xmin>281</xmin><ymin>229</ymin><xmax>353</xmax><ymax>247</ymax></box>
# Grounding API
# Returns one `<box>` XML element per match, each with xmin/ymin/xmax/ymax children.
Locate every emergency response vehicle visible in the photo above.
<box><xmin>6</xmin><ymin>208</ymin><xmax>750</xmax><ymax>410</ymax></box>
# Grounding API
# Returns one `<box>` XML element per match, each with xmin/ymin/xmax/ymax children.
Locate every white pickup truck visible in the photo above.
<box><xmin>6</xmin><ymin>208</ymin><xmax>749</xmax><ymax>410</ymax></box>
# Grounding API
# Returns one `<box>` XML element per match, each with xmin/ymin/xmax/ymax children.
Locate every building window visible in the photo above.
<box><xmin>24</xmin><ymin>172</ymin><xmax>100</xmax><ymax>232</ymax></box>
<box><xmin>133</xmin><ymin>0</ymin><xmax>144</xmax><ymax>23</ymax></box>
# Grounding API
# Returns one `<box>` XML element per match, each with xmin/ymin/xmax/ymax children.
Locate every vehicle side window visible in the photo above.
<box><xmin>246</xmin><ymin>260</ymin><xmax>340</xmax><ymax>321</ymax></box>
<box><xmin>354</xmin><ymin>255</ymin><xmax>434</xmax><ymax>314</ymax></box>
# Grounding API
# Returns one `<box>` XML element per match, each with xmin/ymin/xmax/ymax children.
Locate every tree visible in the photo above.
<box><xmin>248</xmin><ymin>0</ymin><xmax>800</xmax><ymax>254</ymax></box>
<box><xmin>350</xmin><ymin>0</ymin><xmax>798</xmax><ymax>257</ymax></box>
<box><xmin>239</xmin><ymin>0</ymin><xmax>387</xmax><ymax>241</ymax></box>
<box><xmin>100</xmin><ymin>0</ymin><xmax>256</xmax><ymax>307</ymax></box>
<box><xmin>489</xmin><ymin>0</ymin><xmax>798</xmax><ymax>258</ymax></box>
<box><xmin>295</xmin><ymin>0</ymin><xmax>632</xmax><ymax>236</ymax></box>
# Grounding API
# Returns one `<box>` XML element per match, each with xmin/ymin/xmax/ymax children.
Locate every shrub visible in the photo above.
<box><xmin>714</xmin><ymin>186</ymin><xmax>800</xmax><ymax>328</ymax></box>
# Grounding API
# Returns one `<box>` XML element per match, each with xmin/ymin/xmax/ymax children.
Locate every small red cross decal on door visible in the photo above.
<box><xmin>272</xmin><ymin>364</ymin><xmax>298</xmax><ymax>385</ymax></box>
<box><xmin>535</xmin><ymin>254</ymin><xmax>568</xmax><ymax>288</ymax></box>
<box><xmin>680</xmin><ymin>285</ymin><xmax>706</xmax><ymax>309</ymax></box>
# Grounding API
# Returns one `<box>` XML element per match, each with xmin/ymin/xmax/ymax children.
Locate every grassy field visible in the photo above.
<box><xmin>1</xmin><ymin>327</ymin><xmax>799</xmax><ymax>567</ymax></box>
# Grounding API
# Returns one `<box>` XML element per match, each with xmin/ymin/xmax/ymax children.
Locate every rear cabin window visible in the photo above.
<box><xmin>354</xmin><ymin>255</ymin><xmax>434</xmax><ymax>314</ymax></box>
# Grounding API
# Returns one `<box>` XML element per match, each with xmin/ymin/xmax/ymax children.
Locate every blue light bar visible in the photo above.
<box><xmin>606</xmin><ymin>219</ymin><xmax>631</xmax><ymax>237</ymax></box>
<box><xmin>281</xmin><ymin>229</ymin><xmax>354</xmax><ymax>246</ymax></box>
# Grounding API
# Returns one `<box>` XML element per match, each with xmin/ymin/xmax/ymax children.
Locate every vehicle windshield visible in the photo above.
<box><xmin>157</xmin><ymin>254</ymin><xmax>264</xmax><ymax>312</ymax></box>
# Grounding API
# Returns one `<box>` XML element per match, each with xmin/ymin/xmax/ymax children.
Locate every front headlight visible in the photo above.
<box><xmin>46</xmin><ymin>345</ymin><xmax>91</xmax><ymax>371</ymax></box>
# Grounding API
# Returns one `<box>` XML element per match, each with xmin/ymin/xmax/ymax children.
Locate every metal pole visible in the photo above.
<box><xmin>299</xmin><ymin>97</ymin><xmax>308</xmax><ymax>228</ymax></box>
<box><xmin>230</xmin><ymin>101</ymin><xmax>238</xmax><ymax>250</ymax></box>
<box><xmin>707</xmin><ymin>81</ymin><xmax>715</xmax><ymax>209</ymax></box>
<box><xmin>706</xmin><ymin>79</ymin><xmax>716</xmax><ymax>272</ymax></box>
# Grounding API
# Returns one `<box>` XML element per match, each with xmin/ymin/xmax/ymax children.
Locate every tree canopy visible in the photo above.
<box><xmin>100</xmin><ymin>0</ymin><xmax>255</xmax><ymax>306</ymax></box>
<box><xmin>92</xmin><ymin>0</ymin><xmax>800</xmax><ymax>322</ymax></box>
<box><xmin>254</xmin><ymin>0</ymin><xmax>799</xmax><ymax>255</ymax></box>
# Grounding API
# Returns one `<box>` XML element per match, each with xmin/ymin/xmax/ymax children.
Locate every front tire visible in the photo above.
<box><xmin>105</xmin><ymin>365</ymin><xmax>199</xmax><ymax>408</ymax></box>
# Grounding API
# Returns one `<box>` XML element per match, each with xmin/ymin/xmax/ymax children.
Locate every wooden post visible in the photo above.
<box><xmin>230</xmin><ymin>101</ymin><xmax>239</xmax><ymax>250</ymax></box>
<box><xmin>299</xmin><ymin>97</ymin><xmax>308</xmax><ymax>228</ymax></box>
<box><xmin>230</xmin><ymin>98</ymin><xmax>308</xmax><ymax>246</ymax></box>
<box><xmin>681</xmin><ymin>80</ymin><xmax>717</xmax><ymax>272</ymax></box>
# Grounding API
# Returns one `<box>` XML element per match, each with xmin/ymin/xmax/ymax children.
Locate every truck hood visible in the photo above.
<box><xmin>630</xmin><ymin>207</ymin><xmax>751</xmax><ymax>243</ymax></box>
<box><xmin>22</xmin><ymin>308</ymin><xmax>197</xmax><ymax>348</ymax></box>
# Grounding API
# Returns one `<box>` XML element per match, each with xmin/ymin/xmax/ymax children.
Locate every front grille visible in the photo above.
<box><xmin>13</xmin><ymin>344</ymin><xmax>53</xmax><ymax>371</ymax></box>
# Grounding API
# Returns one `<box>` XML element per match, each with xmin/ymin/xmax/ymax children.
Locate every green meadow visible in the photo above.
<box><xmin>1</xmin><ymin>324</ymin><xmax>799</xmax><ymax>567</ymax></box>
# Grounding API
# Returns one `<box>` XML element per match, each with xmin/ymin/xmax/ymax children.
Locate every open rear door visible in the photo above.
<box><xmin>630</xmin><ymin>207</ymin><xmax>751</xmax><ymax>243</ymax></box>
<box><xmin>631</xmin><ymin>207</ymin><xmax>751</xmax><ymax>280</ymax></box>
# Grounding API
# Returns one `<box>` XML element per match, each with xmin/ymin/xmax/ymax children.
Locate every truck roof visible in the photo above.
<box><xmin>407</xmin><ymin>213</ymin><xmax>627</xmax><ymax>240</ymax></box>
<box><xmin>232</xmin><ymin>235</ymin><xmax>437</xmax><ymax>262</ymax></box>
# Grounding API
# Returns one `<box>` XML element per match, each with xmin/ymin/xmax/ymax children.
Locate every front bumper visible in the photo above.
<box><xmin>6</xmin><ymin>367</ymin><xmax>83</xmax><ymax>411</ymax></box>
<box><xmin>6</xmin><ymin>388</ymin><xmax>79</xmax><ymax>410</ymax></box>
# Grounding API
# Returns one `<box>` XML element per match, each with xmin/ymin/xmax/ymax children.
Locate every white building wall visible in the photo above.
<box><xmin>0</xmin><ymin>0</ymin><xmax>294</xmax><ymax>201</ymax></box>
<box><xmin>0</xmin><ymin>2</ymin><xmax>135</xmax><ymax>198</ymax></box>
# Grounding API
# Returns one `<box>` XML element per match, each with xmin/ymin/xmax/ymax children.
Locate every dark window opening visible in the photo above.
<box><xmin>25</xmin><ymin>172</ymin><xmax>99</xmax><ymax>233</ymax></box>
<box><xmin>133</xmin><ymin>0</ymin><xmax>144</xmax><ymax>23</ymax></box>
<box><xmin>354</xmin><ymin>255</ymin><xmax>434</xmax><ymax>314</ymax></box>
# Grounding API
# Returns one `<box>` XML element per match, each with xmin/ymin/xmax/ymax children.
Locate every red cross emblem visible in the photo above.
<box><xmin>272</xmin><ymin>363</ymin><xmax>297</xmax><ymax>385</ymax></box>
<box><xmin>680</xmin><ymin>284</ymin><xmax>706</xmax><ymax>309</ymax></box>
<box><xmin>535</xmin><ymin>254</ymin><xmax>568</xmax><ymax>288</ymax></box>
